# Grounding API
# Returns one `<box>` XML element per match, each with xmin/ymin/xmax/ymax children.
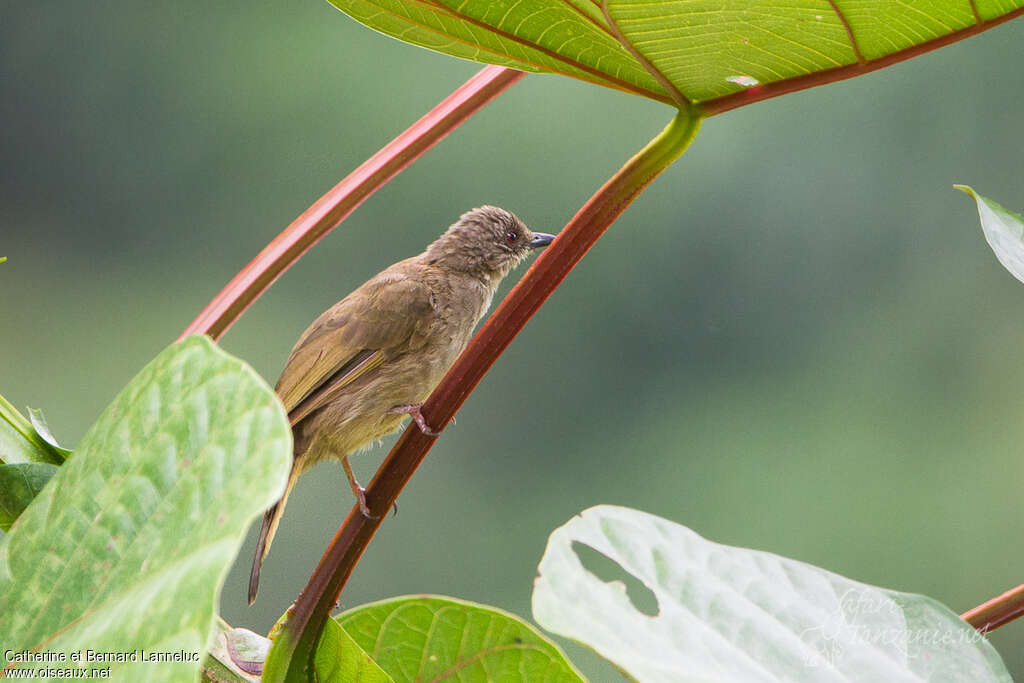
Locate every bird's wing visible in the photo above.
<box><xmin>275</xmin><ymin>270</ymin><xmax>436</xmax><ymax>423</ymax></box>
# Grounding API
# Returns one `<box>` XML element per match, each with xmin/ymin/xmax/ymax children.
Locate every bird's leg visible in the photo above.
<box><xmin>389</xmin><ymin>403</ymin><xmax>441</xmax><ymax>436</ymax></box>
<box><xmin>341</xmin><ymin>456</ymin><xmax>377</xmax><ymax>519</ymax></box>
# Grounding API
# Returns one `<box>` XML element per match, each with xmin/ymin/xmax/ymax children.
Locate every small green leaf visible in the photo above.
<box><xmin>0</xmin><ymin>394</ymin><xmax>65</xmax><ymax>465</ymax></box>
<box><xmin>262</xmin><ymin>606</ymin><xmax>393</xmax><ymax>682</ymax></box>
<box><xmin>0</xmin><ymin>463</ymin><xmax>57</xmax><ymax>532</ymax></box>
<box><xmin>27</xmin><ymin>407</ymin><xmax>72</xmax><ymax>461</ymax></box>
<box><xmin>202</xmin><ymin>620</ymin><xmax>262</xmax><ymax>683</ymax></box>
<box><xmin>315</xmin><ymin>617</ymin><xmax>393</xmax><ymax>683</ymax></box>
<box><xmin>337</xmin><ymin>595</ymin><xmax>584</xmax><ymax>683</ymax></box>
<box><xmin>956</xmin><ymin>185</ymin><xmax>1024</xmax><ymax>285</ymax></box>
<box><xmin>533</xmin><ymin>505</ymin><xmax>1010</xmax><ymax>682</ymax></box>
<box><xmin>225</xmin><ymin>627</ymin><xmax>271</xmax><ymax>676</ymax></box>
<box><xmin>0</xmin><ymin>336</ymin><xmax>291</xmax><ymax>682</ymax></box>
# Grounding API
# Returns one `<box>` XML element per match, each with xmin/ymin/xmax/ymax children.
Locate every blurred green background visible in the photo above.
<box><xmin>3</xmin><ymin>3</ymin><xmax>1023</xmax><ymax>679</ymax></box>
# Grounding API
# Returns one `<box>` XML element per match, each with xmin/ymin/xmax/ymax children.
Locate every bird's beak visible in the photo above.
<box><xmin>529</xmin><ymin>232</ymin><xmax>556</xmax><ymax>249</ymax></box>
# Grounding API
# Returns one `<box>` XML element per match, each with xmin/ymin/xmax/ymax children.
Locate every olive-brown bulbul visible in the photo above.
<box><xmin>248</xmin><ymin>206</ymin><xmax>554</xmax><ymax>603</ymax></box>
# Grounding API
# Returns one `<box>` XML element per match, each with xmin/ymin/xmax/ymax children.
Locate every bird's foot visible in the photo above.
<box><xmin>342</xmin><ymin>457</ymin><xmax>378</xmax><ymax>519</ymax></box>
<box><xmin>390</xmin><ymin>403</ymin><xmax>442</xmax><ymax>436</ymax></box>
<box><xmin>353</xmin><ymin>485</ymin><xmax>378</xmax><ymax>520</ymax></box>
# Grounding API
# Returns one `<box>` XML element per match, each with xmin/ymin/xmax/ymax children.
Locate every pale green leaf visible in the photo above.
<box><xmin>533</xmin><ymin>505</ymin><xmax>1010</xmax><ymax>682</ymax></box>
<box><xmin>956</xmin><ymin>185</ymin><xmax>1024</xmax><ymax>285</ymax></box>
<box><xmin>0</xmin><ymin>336</ymin><xmax>291</xmax><ymax>682</ymax></box>
<box><xmin>338</xmin><ymin>595</ymin><xmax>584</xmax><ymax>682</ymax></box>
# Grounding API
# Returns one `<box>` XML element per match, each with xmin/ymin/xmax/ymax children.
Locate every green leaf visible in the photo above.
<box><xmin>956</xmin><ymin>185</ymin><xmax>1024</xmax><ymax>285</ymax></box>
<box><xmin>606</xmin><ymin>0</ymin><xmax>975</xmax><ymax>101</ymax></box>
<box><xmin>533</xmin><ymin>505</ymin><xmax>1010</xmax><ymax>682</ymax></box>
<box><xmin>262</xmin><ymin>603</ymin><xmax>395</xmax><ymax>682</ymax></box>
<box><xmin>327</xmin><ymin>0</ymin><xmax>1023</xmax><ymax>106</ymax></box>
<box><xmin>315</xmin><ymin>616</ymin><xmax>393</xmax><ymax>683</ymax></box>
<box><xmin>337</xmin><ymin>595</ymin><xmax>584</xmax><ymax>683</ymax></box>
<box><xmin>0</xmin><ymin>463</ymin><xmax>57</xmax><ymax>532</ymax></box>
<box><xmin>0</xmin><ymin>336</ymin><xmax>291</xmax><ymax>682</ymax></box>
<box><xmin>27</xmin><ymin>407</ymin><xmax>72</xmax><ymax>461</ymax></box>
<box><xmin>327</xmin><ymin>0</ymin><xmax>671</xmax><ymax>104</ymax></box>
<box><xmin>0</xmin><ymin>394</ymin><xmax>66</xmax><ymax>465</ymax></box>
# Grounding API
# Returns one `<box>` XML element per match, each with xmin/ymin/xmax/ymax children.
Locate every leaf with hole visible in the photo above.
<box><xmin>533</xmin><ymin>505</ymin><xmax>1010</xmax><ymax>682</ymax></box>
<box><xmin>0</xmin><ymin>336</ymin><xmax>291</xmax><ymax>681</ymax></box>
<box><xmin>336</xmin><ymin>595</ymin><xmax>584</xmax><ymax>683</ymax></box>
<box><xmin>956</xmin><ymin>185</ymin><xmax>1024</xmax><ymax>285</ymax></box>
<box><xmin>326</xmin><ymin>0</ymin><xmax>1024</xmax><ymax>108</ymax></box>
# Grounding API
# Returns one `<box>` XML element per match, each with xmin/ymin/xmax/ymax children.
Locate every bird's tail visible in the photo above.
<box><xmin>249</xmin><ymin>465</ymin><xmax>300</xmax><ymax>605</ymax></box>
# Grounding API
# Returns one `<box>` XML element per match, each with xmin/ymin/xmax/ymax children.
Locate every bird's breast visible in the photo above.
<box><xmin>420</xmin><ymin>274</ymin><xmax>494</xmax><ymax>373</ymax></box>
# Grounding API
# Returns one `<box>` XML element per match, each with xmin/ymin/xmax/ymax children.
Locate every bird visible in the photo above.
<box><xmin>248</xmin><ymin>206</ymin><xmax>555</xmax><ymax>604</ymax></box>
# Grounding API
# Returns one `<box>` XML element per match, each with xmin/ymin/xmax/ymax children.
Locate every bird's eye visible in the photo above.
<box><xmin>505</xmin><ymin>231</ymin><xmax>519</xmax><ymax>244</ymax></box>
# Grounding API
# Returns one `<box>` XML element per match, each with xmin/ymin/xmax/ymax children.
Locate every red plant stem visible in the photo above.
<box><xmin>962</xmin><ymin>584</ymin><xmax>1024</xmax><ymax>633</ymax></box>
<box><xmin>177</xmin><ymin>65</ymin><xmax>524</xmax><ymax>342</ymax></box>
<box><xmin>265</xmin><ymin>107</ymin><xmax>702</xmax><ymax>683</ymax></box>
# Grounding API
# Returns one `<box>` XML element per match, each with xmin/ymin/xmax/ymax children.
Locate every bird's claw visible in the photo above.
<box><xmin>353</xmin><ymin>485</ymin><xmax>378</xmax><ymax>520</ymax></box>
<box><xmin>391</xmin><ymin>403</ymin><xmax>442</xmax><ymax>436</ymax></box>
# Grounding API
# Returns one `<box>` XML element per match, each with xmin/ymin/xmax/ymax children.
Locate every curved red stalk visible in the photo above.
<box><xmin>962</xmin><ymin>584</ymin><xmax>1024</xmax><ymax>633</ymax></box>
<box><xmin>178</xmin><ymin>65</ymin><xmax>524</xmax><ymax>342</ymax></box>
<box><xmin>263</xmin><ymin>108</ymin><xmax>702</xmax><ymax>683</ymax></box>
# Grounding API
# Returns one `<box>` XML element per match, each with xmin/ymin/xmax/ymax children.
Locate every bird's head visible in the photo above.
<box><xmin>426</xmin><ymin>206</ymin><xmax>555</xmax><ymax>280</ymax></box>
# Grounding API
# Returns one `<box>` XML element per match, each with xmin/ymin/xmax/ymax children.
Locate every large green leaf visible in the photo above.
<box><xmin>0</xmin><ymin>336</ymin><xmax>291</xmax><ymax>682</ymax></box>
<box><xmin>327</xmin><ymin>0</ymin><xmax>1023</xmax><ymax>107</ymax></box>
<box><xmin>533</xmin><ymin>505</ymin><xmax>1010</xmax><ymax>682</ymax></box>
<box><xmin>956</xmin><ymin>185</ymin><xmax>1024</xmax><ymax>285</ymax></box>
<box><xmin>337</xmin><ymin>595</ymin><xmax>584</xmax><ymax>682</ymax></box>
<box><xmin>328</xmin><ymin>0</ymin><xmax>671</xmax><ymax>103</ymax></box>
